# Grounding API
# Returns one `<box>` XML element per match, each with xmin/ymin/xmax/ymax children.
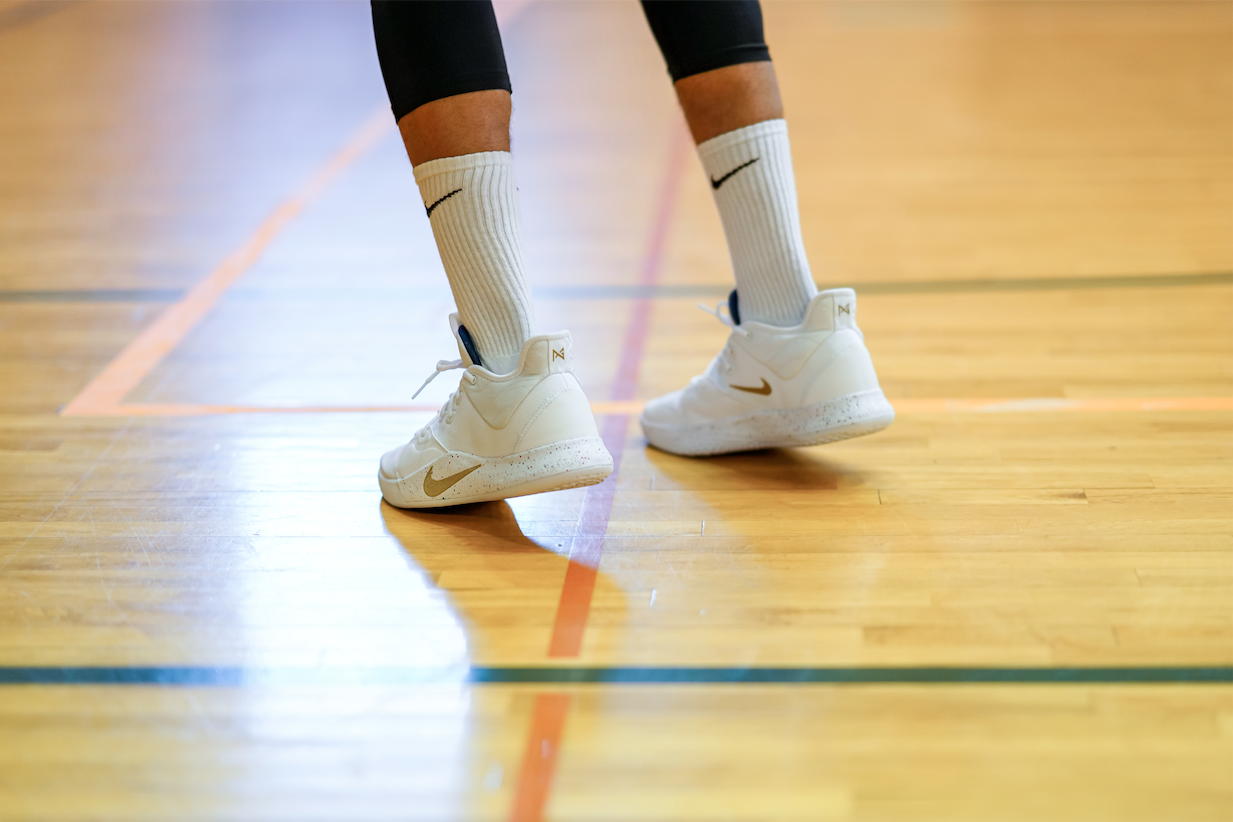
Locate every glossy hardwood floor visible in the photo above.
<box><xmin>1</xmin><ymin>1</ymin><xmax>1231</xmax><ymax>820</ymax></box>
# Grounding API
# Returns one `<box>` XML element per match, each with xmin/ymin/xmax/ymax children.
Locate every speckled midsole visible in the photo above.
<box><xmin>379</xmin><ymin>436</ymin><xmax>614</xmax><ymax>508</ymax></box>
<box><xmin>641</xmin><ymin>389</ymin><xmax>895</xmax><ymax>457</ymax></box>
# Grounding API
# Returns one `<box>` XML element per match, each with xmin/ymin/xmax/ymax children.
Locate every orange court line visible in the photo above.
<box><xmin>109</xmin><ymin>403</ymin><xmax>442</xmax><ymax>416</ymax></box>
<box><xmin>894</xmin><ymin>396</ymin><xmax>1233</xmax><ymax>413</ymax></box>
<box><xmin>507</xmin><ymin>693</ymin><xmax>572</xmax><ymax>822</ymax></box>
<box><xmin>545</xmin><ymin>123</ymin><xmax>693</xmax><ymax>659</ymax></box>
<box><xmin>60</xmin><ymin>0</ymin><xmax>535</xmax><ymax>420</ymax></box>
<box><xmin>91</xmin><ymin>397</ymin><xmax>1233</xmax><ymax>417</ymax></box>
<box><xmin>60</xmin><ymin>107</ymin><xmax>394</xmax><ymax>417</ymax></box>
<box><xmin>100</xmin><ymin>400</ymin><xmax>651</xmax><ymax>416</ymax></box>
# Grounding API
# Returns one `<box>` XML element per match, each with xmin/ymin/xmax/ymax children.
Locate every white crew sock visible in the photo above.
<box><xmin>697</xmin><ymin>119</ymin><xmax>818</xmax><ymax>327</ymax></box>
<box><xmin>414</xmin><ymin>151</ymin><xmax>534</xmax><ymax>375</ymax></box>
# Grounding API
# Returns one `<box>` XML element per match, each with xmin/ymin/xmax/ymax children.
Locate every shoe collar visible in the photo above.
<box><xmin>448</xmin><ymin>314</ymin><xmax>575</xmax><ymax>381</ymax></box>
<box><xmin>735</xmin><ymin>288</ymin><xmax>859</xmax><ymax>337</ymax></box>
<box><xmin>449</xmin><ymin>313</ymin><xmax>481</xmax><ymax>368</ymax></box>
<box><xmin>499</xmin><ymin>331</ymin><xmax>575</xmax><ymax>379</ymax></box>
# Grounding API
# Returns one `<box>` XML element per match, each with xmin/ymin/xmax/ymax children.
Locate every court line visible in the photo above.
<box><xmin>475</xmin><ymin>666</ymin><xmax>1233</xmax><ymax>684</ymax></box>
<box><xmin>508</xmin><ymin>693</ymin><xmax>571</xmax><ymax>822</ymax></box>
<box><xmin>13</xmin><ymin>270</ymin><xmax>1229</xmax><ymax>304</ymax></box>
<box><xmin>0</xmin><ymin>289</ymin><xmax>186</xmax><ymax>303</ymax></box>
<box><xmin>67</xmin><ymin>396</ymin><xmax>1233</xmax><ymax>417</ymax></box>
<box><xmin>900</xmin><ymin>396</ymin><xmax>1233</xmax><ymax>413</ymax></box>
<box><xmin>855</xmin><ymin>270</ymin><xmax>1232</xmax><ymax>295</ymax></box>
<box><xmin>1</xmin><ymin>666</ymin><xmax>1228</xmax><ymax>685</ymax></box>
<box><xmin>94</xmin><ymin>401</ymin><xmax>648</xmax><ymax>416</ymax></box>
<box><xmin>0</xmin><ymin>0</ymin><xmax>78</xmax><ymax>33</ymax></box>
<box><xmin>546</xmin><ymin>123</ymin><xmax>692</xmax><ymax>659</ymax></box>
<box><xmin>54</xmin><ymin>0</ymin><xmax>532</xmax><ymax>417</ymax></box>
<box><xmin>542</xmin><ymin>270</ymin><xmax>1233</xmax><ymax>297</ymax></box>
<box><xmin>59</xmin><ymin>107</ymin><xmax>393</xmax><ymax>417</ymax></box>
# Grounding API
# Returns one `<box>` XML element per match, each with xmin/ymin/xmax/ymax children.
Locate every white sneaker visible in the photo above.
<box><xmin>640</xmin><ymin>288</ymin><xmax>894</xmax><ymax>456</ymax></box>
<box><xmin>379</xmin><ymin>315</ymin><xmax>614</xmax><ymax>508</ymax></box>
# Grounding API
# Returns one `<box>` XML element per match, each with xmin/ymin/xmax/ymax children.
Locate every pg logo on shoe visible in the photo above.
<box><xmin>546</xmin><ymin>339</ymin><xmax>572</xmax><ymax>373</ymax></box>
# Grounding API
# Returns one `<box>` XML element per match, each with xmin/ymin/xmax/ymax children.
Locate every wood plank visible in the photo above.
<box><xmin>0</xmin><ymin>0</ymin><xmax>1230</xmax><ymax>818</ymax></box>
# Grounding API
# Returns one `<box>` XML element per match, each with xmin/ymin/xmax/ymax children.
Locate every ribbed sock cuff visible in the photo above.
<box><xmin>413</xmin><ymin>150</ymin><xmax>514</xmax><ymax>181</ymax></box>
<box><xmin>414</xmin><ymin>150</ymin><xmax>534</xmax><ymax>375</ymax></box>
<box><xmin>698</xmin><ymin>118</ymin><xmax>817</xmax><ymax>328</ymax></box>
<box><xmin>697</xmin><ymin>118</ymin><xmax>788</xmax><ymax>159</ymax></box>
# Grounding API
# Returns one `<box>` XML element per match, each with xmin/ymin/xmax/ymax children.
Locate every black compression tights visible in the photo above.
<box><xmin>372</xmin><ymin>0</ymin><xmax>771</xmax><ymax>122</ymax></box>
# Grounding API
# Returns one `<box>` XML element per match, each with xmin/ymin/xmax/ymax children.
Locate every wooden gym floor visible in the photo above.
<box><xmin>1</xmin><ymin>1</ymin><xmax>1231</xmax><ymax>819</ymax></box>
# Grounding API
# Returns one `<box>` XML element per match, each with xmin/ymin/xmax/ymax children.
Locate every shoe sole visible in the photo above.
<box><xmin>641</xmin><ymin>388</ymin><xmax>895</xmax><ymax>457</ymax></box>
<box><xmin>379</xmin><ymin>436</ymin><xmax>614</xmax><ymax>509</ymax></box>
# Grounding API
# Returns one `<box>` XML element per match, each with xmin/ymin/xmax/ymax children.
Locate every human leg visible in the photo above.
<box><xmin>371</xmin><ymin>1</ymin><xmax>611</xmax><ymax>506</ymax></box>
<box><xmin>373</xmin><ymin>0</ymin><xmax>529</xmax><ymax>375</ymax></box>
<box><xmin>642</xmin><ymin>0</ymin><xmax>815</xmax><ymax>328</ymax></box>
<box><xmin>638</xmin><ymin>0</ymin><xmax>893</xmax><ymax>455</ymax></box>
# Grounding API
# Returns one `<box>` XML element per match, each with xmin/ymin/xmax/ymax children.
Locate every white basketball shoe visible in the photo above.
<box><xmin>379</xmin><ymin>315</ymin><xmax>614</xmax><ymax>508</ymax></box>
<box><xmin>640</xmin><ymin>288</ymin><xmax>894</xmax><ymax>456</ymax></box>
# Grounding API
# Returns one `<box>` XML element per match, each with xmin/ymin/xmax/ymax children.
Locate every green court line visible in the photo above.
<box><xmin>2</xmin><ymin>272</ymin><xmax>1229</xmax><ymax>303</ymax></box>
<box><xmin>1</xmin><ymin>666</ymin><xmax>1229</xmax><ymax>686</ymax></box>
<box><xmin>541</xmin><ymin>271</ymin><xmax>1233</xmax><ymax>299</ymax></box>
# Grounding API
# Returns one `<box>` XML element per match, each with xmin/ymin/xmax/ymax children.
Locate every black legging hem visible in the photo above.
<box><xmin>640</xmin><ymin>1</ymin><xmax>770</xmax><ymax>83</ymax></box>
<box><xmin>372</xmin><ymin>0</ymin><xmax>770</xmax><ymax>121</ymax></box>
<box><xmin>663</xmin><ymin>43</ymin><xmax>771</xmax><ymax>82</ymax></box>
<box><xmin>372</xmin><ymin>0</ymin><xmax>513</xmax><ymax>121</ymax></box>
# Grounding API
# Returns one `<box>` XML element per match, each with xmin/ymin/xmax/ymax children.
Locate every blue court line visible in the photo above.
<box><xmin>475</xmin><ymin>667</ymin><xmax>1233</xmax><ymax>684</ymax></box>
<box><xmin>0</xmin><ymin>666</ymin><xmax>1229</xmax><ymax>686</ymax></box>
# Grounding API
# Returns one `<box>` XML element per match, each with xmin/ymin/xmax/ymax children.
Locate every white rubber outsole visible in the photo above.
<box><xmin>640</xmin><ymin>388</ymin><xmax>895</xmax><ymax>457</ymax></box>
<box><xmin>379</xmin><ymin>436</ymin><xmax>614</xmax><ymax>509</ymax></box>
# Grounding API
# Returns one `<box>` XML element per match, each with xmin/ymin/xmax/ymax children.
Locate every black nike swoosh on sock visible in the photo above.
<box><xmin>425</xmin><ymin>188</ymin><xmax>462</xmax><ymax>217</ymax></box>
<box><xmin>710</xmin><ymin>158</ymin><xmax>759</xmax><ymax>190</ymax></box>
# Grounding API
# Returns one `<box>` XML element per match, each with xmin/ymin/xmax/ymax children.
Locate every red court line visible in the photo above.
<box><xmin>507</xmin><ymin>693</ymin><xmax>572</xmax><ymax>822</ymax></box>
<box><xmin>547</xmin><ymin>123</ymin><xmax>691</xmax><ymax>659</ymax></box>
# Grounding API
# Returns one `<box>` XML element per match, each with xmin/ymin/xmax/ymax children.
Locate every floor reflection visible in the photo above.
<box><xmin>642</xmin><ymin>444</ymin><xmax>859</xmax><ymax>492</ymax></box>
<box><xmin>381</xmin><ymin>496</ymin><xmax>630</xmax><ymax>665</ymax></box>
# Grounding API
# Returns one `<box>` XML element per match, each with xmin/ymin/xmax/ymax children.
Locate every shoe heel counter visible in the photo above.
<box><xmin>516</xmin><ymin>375</ymin><xmax>600</xmax><ymax>451</ymax></box>
<box><xmin>803</xmin><ymin>333</ymin><xmax>882</xmax><ymax>405</ymax></box>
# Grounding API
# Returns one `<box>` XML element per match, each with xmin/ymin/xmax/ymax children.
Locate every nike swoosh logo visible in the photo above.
<box><xmin>425</xmin><ymin>188</ymin><xmax>462</xmax><ymax>217</ymax></box>
<box><xmin>423</xmin><ymin>462</ymin><xmax>481</xmax><ymax>497</ymax></box>
<box><xmin>729</xmin><ymin>378</ymin><xmax>772</xmax><ymax>395</ymax></box>
<box><xmin>710</xmin><ymin>158</ymin><xmax>759</xmax><ymax>190</ymax></box>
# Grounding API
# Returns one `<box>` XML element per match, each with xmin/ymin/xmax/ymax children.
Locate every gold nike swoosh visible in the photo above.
<box><xmin>423</xmin><ymin>462</ymin><xmax>481</xmax><ymax>497</ymax></box>
<box><xmin>729</xmin><ymin>378</ymin><xmax>772</xmax><ymax>395</ymax></box>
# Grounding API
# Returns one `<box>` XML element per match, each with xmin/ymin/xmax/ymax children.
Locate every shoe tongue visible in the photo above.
<box><xmin>728</xmin><ymin>289</ymin><xmax>741</xmax><ymax>326</ymax></box>
<box><xmin>448</xmin><ymin>313</ymin><xmax>482</xmax><ymax>368</ymax></box>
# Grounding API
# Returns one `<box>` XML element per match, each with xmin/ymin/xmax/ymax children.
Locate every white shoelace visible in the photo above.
<box><xmin>411</xmin><ymin>358</ymin><xmax>477</xmax><ymax>430</ymax></box>
<box><xmin>412</xmin><ymin>358</ymin><xmax>466</xmax><ymax>400</ymax></box>
<box><xmin>697</xmin><ymin>300</ymin><xmax>751</xmax><ymax>374</ymax></box>
<box><xmin>697</xmin><ymin>300</ymin><xmax>748</xmax><ymax>333</ymax></box>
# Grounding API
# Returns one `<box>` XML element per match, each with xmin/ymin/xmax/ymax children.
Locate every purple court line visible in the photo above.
<box><xmin>546</xmin><ymin>123</ymin><xmax>691</xmax><ymax>658</ymax></box>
